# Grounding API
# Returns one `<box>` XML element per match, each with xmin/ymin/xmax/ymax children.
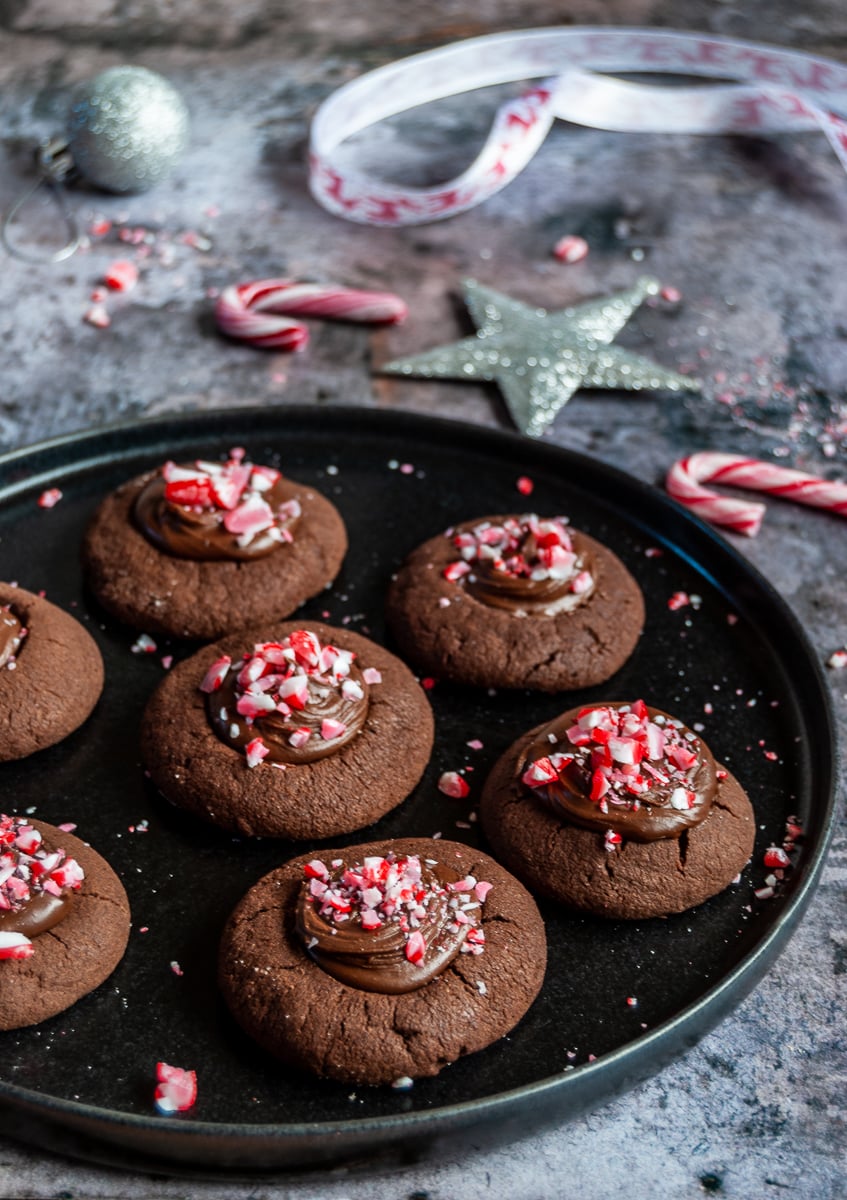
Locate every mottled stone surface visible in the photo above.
<box><xmin>0</xmin><ymin>3</ymin><xmax>845</xmax><ymax>1197</ymax></box>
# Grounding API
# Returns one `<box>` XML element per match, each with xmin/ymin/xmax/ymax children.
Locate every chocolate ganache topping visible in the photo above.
<box><xmin>520</xmin><ymin>701</ymin><xmax>718</xmax><ymax>842</ymax></box>
<box><xmin>295</xmin><ymin>852</ymin><xmax>489</xmax><ymax>993</ymax></box>
<box><xmin>0</xmin><ymin>607</ymin><xmax>25</xmax><ymax>670</ymax></box>
<box><xmin>0</xmin><ymin>816</ymin><xmax>84</xmax><ymax>954</ymax></box>
<box><xmin>442</xmin><ymin>515</ymin><xmax>595</xmax><ymax>615</ymax></box>
<box><xmin>134</xmin><ymin>452</ymin><xmax>302</xmax><ymax>561</ymax></box>
<box><xmin>202</xmin><ymin>629</ymin><xmax>374</xmax><ymax>766</ymax></box>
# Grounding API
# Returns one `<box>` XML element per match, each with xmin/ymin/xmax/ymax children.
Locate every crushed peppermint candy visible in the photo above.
<box><xmin>131</xmin><ymin>633</ymin><xmax>158</xmax><ymax>655</ymax></box>
<box><xmin>202</xmin><ymin>630</ymin><xmax>377</xmax><ymax>767</ymax></box>
<box><xmin>37</xmin><ymin>488</ymin><xmax>62</xmax><ymax>509</ymax></box>
<box><xmin>754</xmin><ymin>818</ymin><xmax>803</xmax><ymax>900</ymax></box>
<box><xmin>104</xmin><ymin>259</ymin><xmax>139</xmax><ymax>291</ymax></box>
<box><xmin>553</xmin><ymin>234</ymin><xmax>589</xmax><ymax>263</ymax></box>
<box><xmin>443</xmin><ymin>514</ymin><xmax>592</xmax><ymax>600</ymax></box>
<box><xmin>157</xmin><ymin>454</ymin><xmax>301</xmax><ymax>549</ymax></box>
<box><xmin>302</xmin><ymin>853</ymin><xmax>490</xmax><ymax>970</ymax></box>
<box><xmin>827</xmin><ymin>648</ymin><xmax>847</xmax><ymax>670</ymax></box>
<box><xmin>522</xmin><ymin>701</ymin><xmax>705</xmax><ymax>818</ymax></box>
<box><xmin>153</xmin><ymin>1062</ymin><xmax>197</xmax><ymax>1114</ymax></box>
<box><xmin>438</xmin><ymin>771</ymin><xmax>471</xmax><ymax>799</ymax></box>
<box><xmin>0</xmin><ymin>815</ymin><xmax>84</xmax><ymax>958</ymax></box>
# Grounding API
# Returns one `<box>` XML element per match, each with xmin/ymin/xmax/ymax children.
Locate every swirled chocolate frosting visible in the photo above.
<box><xmin>202</xmin><ymin>629</ymin><xmax>372</xmax><ymax>766</ymax></box>
<box><xmin>442</xmin><ymin>514</ymin><xmax>595</xmax><ymax>615</ymax></box>
<box><xmin>295</xmin><ymin>852</ymin><xmax>489</xmax><ymax>993</ymax></box>
<box><xmin>134</xmin><ymin>455</ymin><xmax>302</xmax><ymax>561</ymax></box>
<box><xmin>0</xmin><ymin>607</ymin><xmax>25</xmax><ymax>670</ymax></box>
<box><xmin>0</xmin><ymin>816</ymin><xmax>84</xmax><ymax>942</ymax></box>
<box><xmin>520</xmin><ymin>700</ymin><xmax>718</xmax><ymax>842</ymax></box>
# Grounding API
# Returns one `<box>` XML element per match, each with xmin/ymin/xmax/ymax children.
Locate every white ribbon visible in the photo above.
<box><xmin>309</xmin><ymin>27</ymin><xmax>847</xmax><ymax>225</ymax></box>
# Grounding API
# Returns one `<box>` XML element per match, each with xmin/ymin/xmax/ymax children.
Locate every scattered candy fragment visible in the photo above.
<box><xmin>666</xmin><ymin>452</ymin><xmax>847</xmax><ymax>536</ymax></box>
<box><xmin>660</xmin><ymin>285</ymin><xmax>682</xmax><ymax>302</ymax></box>
<box><xmin>0</xmin><ymin>931</ymin><xmax>34</xmax><ymax>961</ymax></box>
<box><xmin>553</xmin><ymin>234</ymin><xmax>589</xmax><ymax>264</ymax></box>
<box><xmin>667</xmin><ymin>591</ymin><xmax>690</xmax><ymax>611</ymax></box>
<box><xmin>516</xmin><ymin>475</ymin><xmax>534</xmax><ymax>496</ymax></box>
<box><xmin>37</xmin><ymin>488</ymin><xmax>62</xmax><ymax>509</ymax></box>
<box><xmin>131</xmin><ymin>633</ymin><xmax>158</xmax><ymax>655</ymax></box>
<box><xmin>153</xmin><ymin>1062</ymin><xmax>197</xmax><ymax>1114</ymax></box>
<box><xmin>170</xmin><ymin>960</ymin><xmax>184</xmax><ymax>976</ymax></box>
<box><xmin>104</xmin><ymin>259</ymin><xmax>139</xmax><ymax>291</ymax></box>
<box><xmin>84</xmin><ymin>303</ymin><xmax>111</xmax><ymax>329</ymax></box>
<box><xmin>827</xmin><ymin>649</ymin><xmax>847</xmax><ymax>669</ymax></box>
<box><xmin>438</xmin><ymin>771</ymin><xmax>470</xmax><ymax>799</ymax></box>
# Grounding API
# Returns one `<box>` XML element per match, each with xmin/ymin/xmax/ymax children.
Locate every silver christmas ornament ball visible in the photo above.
<box><xmin>67</xmin><ymin>66</ymin><xmax>190</xmax><ymax>193</ymax></box>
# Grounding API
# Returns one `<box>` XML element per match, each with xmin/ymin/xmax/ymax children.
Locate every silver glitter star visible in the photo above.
<box><xmin>382</xmin><ymin>276</ymin><xmax>699</xmax><ymax>437</ymax></box>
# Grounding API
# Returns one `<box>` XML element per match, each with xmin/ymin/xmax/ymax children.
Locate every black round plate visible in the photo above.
<box><xmin>0</xmin><ymin>406</ymin><xmax>836</xmax><ymax>1176</ymax></box>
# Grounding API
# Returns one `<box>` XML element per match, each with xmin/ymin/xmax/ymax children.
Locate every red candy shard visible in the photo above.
<box><xmin>208</xmin><ymin>464</ymin><xmax>251</xmax><ymax>509</ymax></box>
<box><xmin>443</xmin><ymin>560</ymin><xmax>472</xmax><ymax>582</ymax></box>
<box><xmin>438</xmin><ymin>771</ymin><xmax>470</xmax><ymax>799</ymax></box>
<box><xmin>37</xmin><ymin>488</ymin><xmax>62</xmax><ymax>509</ymax></box>
<box><xmin>104</xmin><ymin>259</ymin><xmax>139</xmax><ymax>291</ymax></box>
<box><xmin>516</xmin><ymin>475</ymin><xmax>534</xmax><ymax>496</ymax></box>
<box><xmin>199</xmin><ymin>655</ymin><xmax>231</xmax><ymax>693</ymax></box>
<box><xmin>405</xmin><ymin>930</ymin><xmax>426</xmax><ymax>965</ymax></box>
<box><xmin>245</xmin><ymin>737</ymin><xmax>269</xmax><ymax>768</ymax></box>
<box><xmin>553</xmin><ymin>234</ymin><xmax>589</xmax><ymax>263</ymax></box>
<box><xmin>154</xmin><ymin>1062</ymin><xmax>197</xmax><ymax>1114</ymax></box>
<box><xmin>0</xmin><ymin>931</ymin><xmax>34</xmax><ymax>960</ymax></box>
<box><xmin>667</xmin><ymin>591</ymin><xmax>690</xmax><ymax>611</ymax></box>
<box><xmin>222</xmin><ymin>495</ymin><xmax>273</xmax><ymax>536</ymax></box>
<box><xmin>521</xmin><ymin>757</ymin><xmax>559</xmax><ymax>788</ymax></box>
<box><xmin>164</xmin><ymin>477</ymin><xmax>214</xmax><ymax>506</ymax></box>
<box><xmin>763</xmin><ymin>846</ymin><xmax>791</xmax><ymax>869</ymax></box>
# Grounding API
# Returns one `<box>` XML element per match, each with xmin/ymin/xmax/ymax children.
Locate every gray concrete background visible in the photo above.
<box><xmin>0</xmin><ymin>2</ymin><xmax>845</xmax><ymax>1197</ymax></box>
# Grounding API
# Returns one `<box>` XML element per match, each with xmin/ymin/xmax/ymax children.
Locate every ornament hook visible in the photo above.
<box><xmin>1</xmin><ymin>137</ymin><xmax>82</xmax><ymax>264</ymax></box>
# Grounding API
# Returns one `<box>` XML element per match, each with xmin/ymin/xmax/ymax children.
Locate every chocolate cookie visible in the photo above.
<box><xmin>218</xmin><ymin>838</ymin><xmax>546</xmax><ymax>1084</ymax></box>
<box><xmin>386</xmin><ymin>513</ymin><xmax>644</xmax><ymax>691</ymax></box>
<box><xmin>0</xmin><ymin>583</ymin><xmax>104</xmax><ymax>762</ymax></box>
<box><xmin>83</xmin><ymin>452</ymin><xmax>348</xmax><ymax>640</ymax></box>
<box><xmin>141</xmin><ymin>621</ymin><xmax>435</xmax><ymax>839</ymax></box>
<box><xmin>480</xmin><ymin>700</ymin><xmax>755</xmax><ymax>919</ymax></box>
<box><xmin>0</xmin><ymin>816</ymin><xmax>130</xmax><ymax>1030</ymax></box>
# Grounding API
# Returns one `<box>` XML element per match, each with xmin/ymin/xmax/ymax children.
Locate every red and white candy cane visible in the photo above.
<box><xmin>309</xmin><ymin>28</ymin><xmax>847</xmax><ymax>225</ymax></box>
<box><xmin>214</xmin><ymin>279</ymin><xmax>408</xmax><ymax>350</ymax></box>
<box><xmin>666</xmin><ymin>452</ymin><xmax>847</xmax><ymax>537</ymax></box>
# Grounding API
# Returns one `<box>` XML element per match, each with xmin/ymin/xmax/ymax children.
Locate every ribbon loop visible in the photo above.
<box><xmin>309</xmin><ymin>28</ymin><xmax>847</xmax><ymax>226</ymax></box>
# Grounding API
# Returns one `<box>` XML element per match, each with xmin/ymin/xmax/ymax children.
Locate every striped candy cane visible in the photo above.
<box><xmin>666</xmin><ymin>452</ymin><xmax>847</xmax><ymax>536</ymax></box>
<box><xmin>214</xmin><ymin>279</ymin><xmax>407</xmax><ymax>350</ymax></box>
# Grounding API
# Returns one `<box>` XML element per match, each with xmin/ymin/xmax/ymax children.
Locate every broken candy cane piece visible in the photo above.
<box><xmin>214</xmin><ymin>278</ymin><xmax>407</xmax><ymax>350</ymax></box>
<box><xmin>104</xmin><ymin>259</ymin><xmax>139</xmax><ymax>291</ymax></box>
<box><xmin>199</xmin><ymin>655</ymin><xmax>231</xmax><ymax>693</ymax></box>
<box><xmin>245</xmin><ymin>737</ymin><xmax>270</xmax><ymax>768</ymax></box>
<box><xmin>37</xmin><ymin>488</ymin><xmax>63</xmax><ymax>509</ymax></box>
<box><xmin>553</xmin><ymin>234</ymin><xmax>589</xmax><ymax>263</ymax></box>
<box><xmin>666</xmin><ymin>452</ymin><xmax>847</xmax><ymax>537</ymax></box>
<box><xmin>438</xmin><ymin>771</ymin><xmax>470</xmax><ymax>798</ymax></box>
<box><xmin>0</xmin><ymin>931</ymin><xmax>34</xmax><ymax>960</ymax></box>
<box><xmin>154</xmin><ymin>1062</ymin><xmax>197</xmax><ymax>1114</ymax></box>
